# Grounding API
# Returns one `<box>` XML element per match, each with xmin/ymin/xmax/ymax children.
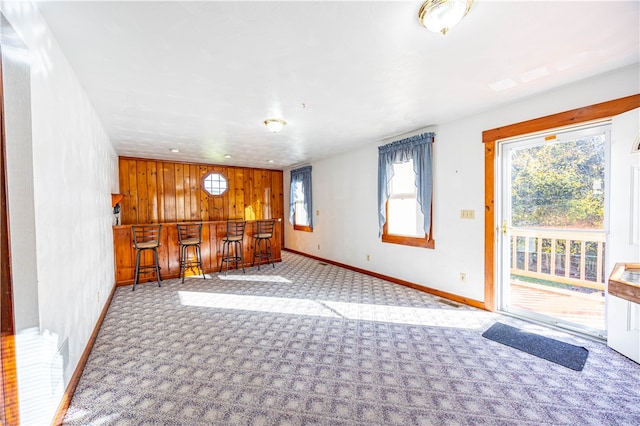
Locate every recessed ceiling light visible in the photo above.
<box><xmin>267</xmin><ymin>159</ymin><xmax>275</xmax><ymax>163</ymax></box>
<box><xmin>169</xmin><ymin>148</ymin><xmax>180</xmax><ymax>153</ymax></box>
<box><xmin>488</xmin><ymin>78</ymin><xmax>517</xmax><ymax>92</ymax></box>
<box><xmin>224</xmin><ymin>154</ymin><xmax>232</xmax><ymax>159</ymax></box>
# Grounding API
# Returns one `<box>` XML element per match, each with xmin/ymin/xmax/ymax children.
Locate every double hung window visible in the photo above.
<box><xmin>378</xmin><ymin>132</ymin><xmax>434</xmax><ymax>248</ymax></box>
<box><xmin>289</xmin><ymin>166</ymin><xmax>313</xmax><ymax>232</ymax></box>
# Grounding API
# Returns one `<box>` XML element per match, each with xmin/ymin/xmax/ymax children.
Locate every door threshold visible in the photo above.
<box><xmin>498</xmin><ymin>310</ymin><xmax>607</xmax><ymax>343</ymax></box>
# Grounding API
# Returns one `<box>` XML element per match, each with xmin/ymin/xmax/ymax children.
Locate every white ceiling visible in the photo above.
<box><xmin>34</xmin><ymin>1</ymin><xmax>639</xmax><ymax>169</ymax></box>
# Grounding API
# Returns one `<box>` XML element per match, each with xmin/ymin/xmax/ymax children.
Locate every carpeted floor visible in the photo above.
<box><xmin>63</xmin><ymin>251</ymin><xmax>640</xmax><ymax>425</ymax></box>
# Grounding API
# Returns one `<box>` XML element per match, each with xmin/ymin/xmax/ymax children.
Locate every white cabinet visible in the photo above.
<box><xmin>608</xmin><ymin>294</ymin><xmax>640</xmax><ymax>363</ymax></box>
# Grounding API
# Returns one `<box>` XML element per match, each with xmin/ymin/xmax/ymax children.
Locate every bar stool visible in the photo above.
<box><xmin>177</xmin><ymin>223</ymin><xmax>206</xmax><ymax>283</ymax></box>
<box><xmin>132</xmin><ymin>224</ymin><xmax>162</xmax><ymax>291</ymax></box>
<box><xmin>252</xmin><ymin>219</ymin><xmax>276</xmax><ymax>270</ymax></box>
<box><xmin>219</xmin><ymin>219</ymin><xmax>246</xmax><ymax>275</ymax></box>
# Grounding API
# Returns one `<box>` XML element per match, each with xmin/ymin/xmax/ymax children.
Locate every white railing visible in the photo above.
<box><xmin>510</xmin><ymin>228</ymin><xmax>606</xmax><ymax>291</ymax></box>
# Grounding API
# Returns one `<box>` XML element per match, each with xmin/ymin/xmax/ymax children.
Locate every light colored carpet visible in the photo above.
<box><xmin>64</xmin><ymin>251</ymin><xmax>640</xmax><ymax>425</ymax></box>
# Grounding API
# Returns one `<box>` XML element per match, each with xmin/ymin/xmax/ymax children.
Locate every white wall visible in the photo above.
<box><xmin>285</xmin><ymin>64</ymin><xmax>640</xmax><ymax>304</ymax></box>
<box><xmin>1</xmin><ymin>2</ymin><xmax>118</xmax><ymax>424</ymax></box>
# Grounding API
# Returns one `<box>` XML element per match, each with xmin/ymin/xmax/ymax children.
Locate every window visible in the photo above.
<box><xmin>378</xmin><ymin>132</ymin><xmax>434</xmax><ymax>248</ymax></box>
<box><xmin>292</xmin><ymin>181</ymin><xmax>310</xmax><ymax>230</ymax></box>
<box><xmin>202</xmin><ymin>172</ymin><xmax>228</xmax><ymax>196</ymax></box>
<box><xmin>386</xmin><ymin>161</ymin><xmax>425</xmax><ymax>237</ymax></box>
<box><xmin>290</xmin><ymin>166</ymin><xmax>312</xmax><ymax>232</ymax></box>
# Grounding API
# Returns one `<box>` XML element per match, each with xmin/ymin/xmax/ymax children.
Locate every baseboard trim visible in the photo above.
<box><xmin>51</xmin><ymin>283</ymin><xmax>117</xmax><ymax>426</ymax></box>
<box><xmin>283</xmin><ymin>248</ymin><xmax>486</xmax><ymax>310</ymax></box>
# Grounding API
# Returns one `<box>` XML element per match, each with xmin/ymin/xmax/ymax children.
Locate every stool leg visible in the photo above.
<box><xmin>268</xmin><ymin>238</ymin><xmax>274</xmax><ymax>268</ymax></box>
<box><xmin>153</xmin><ymin>248</ymin><xmax>161</xmax><ymax>287</ymax></box>
<box><xmin>219</xmin><ymin>241</ymin><xmax>225</xmax><ymax>273</ymax></box>
<box><xmin>239</xmin><ymin>240</ymin><xmax>245</xmax><ymax>273</ymax></box>
<box><xmin>197</xmin><ymin>245</ymin><xmax>205</xmax><ymax>279</ymax></box>
<box><xmin>133</xmin><ymin>249</ymin><xmax>142</xmax><ymax>291</ymax></box>
<box><xmin>255</xmin><ymin>238</ymin><xmax>261</xmax><ymax>270</ymax></box>
<box><xmin>180</xmin><ymin>244</ymin><xmax>186</xmax><ymax>283</ymax></box>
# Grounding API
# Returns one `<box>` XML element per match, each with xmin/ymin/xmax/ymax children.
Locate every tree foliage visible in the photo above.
<box><xmin>511</xmin><ymin>136</ymin><xmax>605</xmax><ymax>229</ymax></box>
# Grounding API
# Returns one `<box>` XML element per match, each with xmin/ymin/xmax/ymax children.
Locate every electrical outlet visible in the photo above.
<box><xmin>317</xmin><ymin>244</ymin><xmax>320</xmax><ymax>250</ymax></box>
<box><xmin>459</xmin><ymin>273</ymin><xmax>466</xmax><ymax>282</ymax></box>
<box><xmin>460</xmin><ymin>210</ymin><xmax>475</xmax><ymax>219</ymax></box>
<box><xmin>316</xmin><ymin>210</ymin><xmax>320</xmax><ymax>216</ymax></box>
<box><xmin>366</xmin><ymin>254</ymin><xmax>370</xmax><ymax>261</ymax></box>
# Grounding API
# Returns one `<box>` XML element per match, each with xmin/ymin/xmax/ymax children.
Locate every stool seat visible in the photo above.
<box><xmin>136</xmin><ymin>241</ymin><xmax>160</xmax><ymax>249</ymax></box>
<box><xmin>180</xmin><ymin>237</ymin><xmax>200</xmax><ymax>246</ymax></box>
<box><xmin>177</xmin><ymin>223</ymin><xmax>206</xmax><ymax>283</ymax></box>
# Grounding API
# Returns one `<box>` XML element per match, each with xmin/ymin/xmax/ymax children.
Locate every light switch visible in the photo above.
<box><xmin>460</xmin><ymin>209</ymin><xmax>475</xmax><ymax>219</ymax></box>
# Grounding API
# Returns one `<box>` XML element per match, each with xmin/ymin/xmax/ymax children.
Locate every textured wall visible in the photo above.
<box><xmin>1</xmin><ymin>3</ymin><xmax>118</xmax><ymax>424</ymax></box>
<box><xmin>285</xmin><ymin>65</ymin><xmax>640</xmax><ymax>304</ymax></box>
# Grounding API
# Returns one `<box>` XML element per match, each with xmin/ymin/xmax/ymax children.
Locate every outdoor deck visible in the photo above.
<box><xmin>510</xmin><ymin>280</ymin><xmax>606</xmax><ymax>331</ymax></box>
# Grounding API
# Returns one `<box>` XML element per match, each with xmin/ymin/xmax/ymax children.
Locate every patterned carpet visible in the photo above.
<box><xmin>63</xmin><ymin>251</ymin><xmax>640</xmax><ymax>425</ymax></box>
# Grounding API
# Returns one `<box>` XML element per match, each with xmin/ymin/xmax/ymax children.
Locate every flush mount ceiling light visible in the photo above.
<box><xmin>418</xmin><ymin>0</ymin><xmax>474</xmax><ymax>35</ymax></box>
<box><xmin>264</xmin><ymin>118</ymin><xmax>287</xmax><ymax>133</ymax></box>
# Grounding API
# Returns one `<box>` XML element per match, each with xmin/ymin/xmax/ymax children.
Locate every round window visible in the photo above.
<box><xmin>202</xmin><ymin>172</ymin><xmax>228</xmax><ymax>196</ymax></box>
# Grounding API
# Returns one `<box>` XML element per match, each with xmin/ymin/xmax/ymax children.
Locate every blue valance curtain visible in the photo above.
<box><xmin>377</xmin><ymin>132</ymin><xmax>434</xmax><ymax>237</ymax></box>
<box><xmin>289</xmin><ymin>166</ymin><xmax>313</xmax><ymax>229</ymax></box>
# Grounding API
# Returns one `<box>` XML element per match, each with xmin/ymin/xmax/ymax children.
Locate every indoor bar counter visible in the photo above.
<box><xmin>113</xmin><ymin>219</ymin><xmax>282</xmax><ymax>286</ymax></box>
<box><xmin>113</xmin><ymin>156</ymin><xmax>286</xmax><ymax>286</ymax></box>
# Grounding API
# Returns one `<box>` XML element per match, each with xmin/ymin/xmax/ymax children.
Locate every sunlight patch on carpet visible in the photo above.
<box><xmin>178</xmin><ymin>291</ymin><xmax>487</xmax><ymax>328</ymax></box>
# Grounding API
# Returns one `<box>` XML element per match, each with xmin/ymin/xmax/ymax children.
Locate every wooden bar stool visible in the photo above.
<box><xmin>132</xmin><ymin>224</ymin><xmax>162</xmax><ymax>291</ymax></box>
<box><xmin>177</xmin><ymin>223</ymin><xmax>206</xmax><ymax>283</ymax></box>
<box><xmin>219</xmin><ymin>219</ymin><xmax>247</xmax><ymax>275</ymax></box>
<box><xmin>252</xmin><ymin>219</ymin><xmax>276</xmax><ymax>270</ymax></box>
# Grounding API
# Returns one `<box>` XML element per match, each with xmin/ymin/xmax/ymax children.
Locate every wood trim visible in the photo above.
<box><xmin>284</xmin><ymin>248</ymin><xmax>485</xmax><ymax>310</ymax></box>
<box><xmin>482</xmin><ymin>94</ymin><xmax>640</xmax><ymax>312</ymax></box>
<box><xmin>52</xmin><ymin>283</ymin><xmax>117</xmax><ymax>426</ymax></box>
<box><xmin>0</xmin><ymin>46</ymin><xmax>20</xmax><ymax>426</ymax></box>
<box><xmin>293</xmin><ymin>224</ymin><xmax>312</xmax><ymax>233</ymax></box>
<box><xmin>381</xmin><ymin>200</ymin><xmax>435</xmax><ymax>249</ymax></box>
<box><xmin>119</xmin><ymin>156</ymin><xmax>281</xmax><ymax>173</ymax></box>
<box><xmin>482</xmin><ymin>94</ymin><xmax>640</xmax><ymax>143</ymax></box>
<box><xmin>483</xmin><ymin>140</ymin><xmax>495</xmax><ymax>312</ymax></box>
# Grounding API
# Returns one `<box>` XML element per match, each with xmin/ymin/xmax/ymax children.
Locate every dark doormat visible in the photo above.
<box><xmin>482</xmin><ymin>322</ymin><xmax>589</xmax><ymax>371</ymax></box>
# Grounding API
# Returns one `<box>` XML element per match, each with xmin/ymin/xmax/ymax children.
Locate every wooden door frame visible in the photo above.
<box><xmin>482</xmin><ymin>94</ymin><xmax>640</xmax><ymax>312</ymax></box>
<box><xmin>0</xmin><ymin>45</ymin><xmax>20</xmax><ymax>425</ymax></box>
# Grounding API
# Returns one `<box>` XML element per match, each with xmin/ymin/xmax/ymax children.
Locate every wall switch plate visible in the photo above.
<box><xmin>460</xmin><ymin>209</ymin><xmax>475</xmax><ymax>219</ymax></box>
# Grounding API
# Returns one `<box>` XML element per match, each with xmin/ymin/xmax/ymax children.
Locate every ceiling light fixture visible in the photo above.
<box><xmin>169</xmin><ymin>148</ymin><xmax>180</xmax><ymax>153</ymax></box>
<box><xmin>224</xmin><ymin>154</ymin><xmax>232</xmax><ymax>159</ymax></box>
<box><xmin>418</xmin><ymin>0</ymin><xmax>474</xmax><ymax>35</ymax></box>
<box><xmin>264</xmin><ymin>118</ymin><xmax>286</xmax><ymax>133</ymax></box>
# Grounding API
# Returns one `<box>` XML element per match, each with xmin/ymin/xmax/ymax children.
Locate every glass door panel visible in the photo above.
<box><xmin>498</xmin><ymin>124</ymin><xmax>610</xmax><ymax>338</ymax></box>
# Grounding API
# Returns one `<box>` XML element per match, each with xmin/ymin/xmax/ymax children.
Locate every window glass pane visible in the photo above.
<box><xmin>387</xmin><ymin>159</ymin><xmax>424</xmax><ymax>237</ymax></box>
<box><xmin>294</xmin><ymin>201</ymin><xmax>309</xmax><ymax>226</ymax></box>
<box><xmin>203</xmin><ymin>172</ymin><xmax>228</xmax><ymax>196</ymax></box>
<box><xmin>511</xmin><ymin>134</ymin><xmax>605</xmax><ymax>229</ymax></box>
<box><xmin>391</xmin><ymin>161</ymin><xmax>416</xmax><ymax>195</ymax></box>
<box><xmin>293</xmin><ymin>182</ymin><xmax>308</xmax><ymax>226</ymax></box>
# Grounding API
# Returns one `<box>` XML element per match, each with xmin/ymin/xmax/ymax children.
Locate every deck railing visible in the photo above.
<box><xmin>510</xmin><ymin>228</ymin><xmax>606</xmax><ymax>291</ymax></box>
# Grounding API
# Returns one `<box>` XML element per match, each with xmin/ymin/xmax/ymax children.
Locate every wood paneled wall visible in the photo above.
<box><xmin>118</xmin><ymin>157</ymin><xmax>284</xmax><ymax>225</ymax></box>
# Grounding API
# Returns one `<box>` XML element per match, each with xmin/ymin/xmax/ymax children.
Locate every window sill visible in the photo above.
<box><xmin>382</xmin><ymin>233</ymin><xmax>435</xmax><ymax>249</ymax></box>
<box><xmin>294</xmin><ymin>224</ymin><xmax>313</xmax><ymax>233</ymax></box>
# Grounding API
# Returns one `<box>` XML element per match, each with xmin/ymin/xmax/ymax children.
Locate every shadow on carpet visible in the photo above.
<box><xmin>482</xmin><ymin>322</ymin><xmax>588</xmax><ymax>371</ymax></box>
